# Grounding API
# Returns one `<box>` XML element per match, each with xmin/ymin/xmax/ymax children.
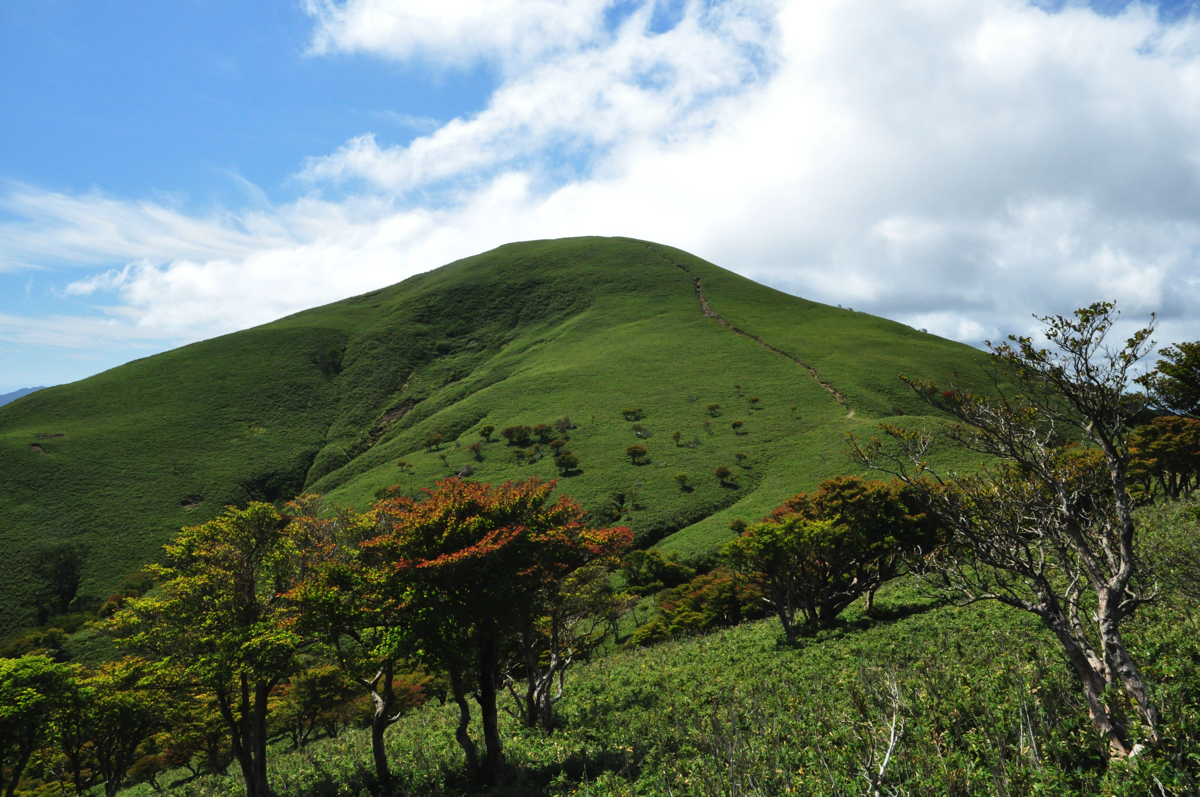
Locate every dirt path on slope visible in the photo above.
<box><xmin>644</xmin><ymin>243</ymin><xmax>851</xmax><ymax>413</ymax></box>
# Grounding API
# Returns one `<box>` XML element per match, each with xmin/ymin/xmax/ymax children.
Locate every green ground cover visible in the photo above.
<box><xmin>111</xmin><ymin>564</ymin><xmax>1200</xmax><ymax>797</ymax></box>
<box><xmin>0</xmin><ymin>236</ymin><xmax>990</xmax><ymax>634</ymax></box>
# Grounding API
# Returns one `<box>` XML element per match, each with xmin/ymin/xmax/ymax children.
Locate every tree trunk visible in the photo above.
<box><xmin>771</xmin><ymin>581</ymin><xmax>798</xmax><ymax>644</ymax></box>
<box><xmin>215</xmin><ymin>680</ymin><xmax>257</xmax><ymax>796</ymax></box>
<box><xmin>252</xmin><ymin>681</ymin><xmax>271</xmax><ymax>797</ymax></box>
<box><xmin>1099</xmin><ymin>610</ymin><xmax>1159</xmax><ymax>743</ymax></box>
<box><xmin>863</xmin><ymin>583</ymin><xmax>879</xmax><ymax>616</ymax></box>
<box><xmin>477</xmin><ymin>635</ymin><xmax>506</xmax><ymax>784</ymax></box>
<box><xmin>215</xmin><ymin>677</ymin><xmax>273</xmax><ymax>797</ymax></box>
<box><xmin>100</xmin><ymin>738</ymin><xmax>141</xmax><ymax>797</ymax></box>
<box><xmin>776</xmin><ymin>605</ymin><xmax>797</xmax><ymax>645</ymax></box>
<box><xmin>365</xmin><ymin>664</ymin><xmax>397</xmax><ymax>797</ymax></box>
<box><xmin>4</xmin><ymin>734</ymin><xmax>36</xmax><ymax>797</ymax></box>
<box><xmin>206</xmin><ymin>733</ymin><xmax>228</xmax><ymax>776</ymax></box>
<box><xmin>1044</xmin><ymin>617</ymin><xmax>1131</xmax><ymax>756</ymax></box>
<box><xmin>449</xmin><ymin>668</ymin><xmax>480</xmax><ymax>778</ymax></box>
<box><xmin>522</xmin><ymin>625</ymin><xmax>563</xmax><ymax>733</ymax></box>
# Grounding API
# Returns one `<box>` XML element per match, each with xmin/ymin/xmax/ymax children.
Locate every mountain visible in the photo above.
<box><xmin>0</xmin><ymin>237</ymin><xmax>988</xmax><ymax>634</ymax></box>
<box><xmin>0</xmin><ymin>387</ymin><xmax>46</xmax><ymax>407</ymax></box>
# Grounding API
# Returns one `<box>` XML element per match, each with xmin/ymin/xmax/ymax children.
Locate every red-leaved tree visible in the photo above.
<box><xmin>366</xmin><ymin>477</ymin><xmax>630</xmax><ymax>784</ymax></box>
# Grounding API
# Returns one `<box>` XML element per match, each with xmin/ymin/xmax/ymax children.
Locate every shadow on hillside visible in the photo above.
<box><xmin>780</xmin><ymin>595</ymin><xmax>950</xmax><ymax>649</ymax></box>
<box><xmin>501</xmin><ymin>747</ymin><xmax>645</xmax><ymax>796</ymax></box>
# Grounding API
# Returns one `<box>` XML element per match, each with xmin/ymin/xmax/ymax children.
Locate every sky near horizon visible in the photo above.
<box><xmin>2</xmin><ymin>0</ymin><xmax>1200</xmax><ymax>393</ymax></box>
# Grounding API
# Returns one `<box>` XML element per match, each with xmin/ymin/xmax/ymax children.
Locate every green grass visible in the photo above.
<box><xmin>0</xmin><ymin>236</ymin><xmax>991</xmax><ymax>634</ymax></box>
<box><xmin>113</xmin><ymin>573</ymin><xmax>1200</xmax><ymax>797</ymax></box>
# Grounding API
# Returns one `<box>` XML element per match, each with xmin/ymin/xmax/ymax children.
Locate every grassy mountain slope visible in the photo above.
<box><xmin>0</xmin><ymin>236</ymin><xmax>988</xmax><ymax>634</ymax></box>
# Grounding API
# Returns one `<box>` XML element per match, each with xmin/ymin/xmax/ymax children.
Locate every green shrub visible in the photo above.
<box><xmin>500</xmin><ymin>425</ymin><xmax>533</xmax><ymax>446</ymax></box>
<box><xmin>554</xmin><ymin>450</ymin><xmax>579</xmax><ymax>474</ymax></box>
<box><xmin>621</xmin><ymin>549</ymin><xmax>695</xmax><ymax>595</ymax></box>
<box><xmin>629</xmin><ymin>567</ymin><xmax>763</xmax><ymax>646</ymax></box>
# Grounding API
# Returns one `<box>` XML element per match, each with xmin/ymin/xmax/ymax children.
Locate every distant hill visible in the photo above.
<box><xmin>0</xmin><ymin>386</ymin><xmax>46</xmax><ymax>407</ymax></box>
<box><xmin>0</xmin><ymin>237</ymin><xmax>989</xmax><ymax>634</ymax></box>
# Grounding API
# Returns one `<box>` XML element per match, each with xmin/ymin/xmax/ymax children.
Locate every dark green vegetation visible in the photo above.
<box><xmin>0</xmin><ymin>236</ymin><xmax>987</xmax><ymax>634</ymax></box>
<box><xmin>6</xmin><ymin>497</ymin><xmax>1200</xmax><ymax>797</ymax></box>
<box><xmin>96</xmin><ymin>499</ymin><xmax>1200</xmax><ymax>796</ymax></box>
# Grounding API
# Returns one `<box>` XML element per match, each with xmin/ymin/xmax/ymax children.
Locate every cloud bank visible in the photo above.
<box><xmin>7</xmin><ymin>0</ymin><xmax>1200</xmax><ymax>360</ymax></box>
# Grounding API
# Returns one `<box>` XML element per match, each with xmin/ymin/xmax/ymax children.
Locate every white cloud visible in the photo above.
<box><xmin>303</xmin><ymin>0</ymin><xmax>614</xmax><ymax>67</ymax></box>
<box><xmin>9</xmin><ymin>0</ymin><xmax>1200</xmax><ymax>364</ymax></box>
<box><xmin>0</xmin><ymin>184</ymin><xmax>300</xmax><ymax>273</ymax></box>
<box><xmin>298</xmin><ymin>3</ymin><xmax>773</xmax><ymax>192</ymax></box>
<box><xmin>0</xmin><ymin>310</ymin><xmax>175</xmax><ymax>350</ymax></box>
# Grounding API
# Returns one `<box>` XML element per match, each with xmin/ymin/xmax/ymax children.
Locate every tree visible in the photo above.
<box><xmin>1136</xmin><ymin>340</ymin><xmax>1200</xmax><ymax>417</ymax></box>
<box><xmin>626</xmin><ymin>445</ymin><xmax>648</xmax><ymax>465</ymax></box>
<box><xmin>270</xmin><ymin>665</ymin><xmax>360</xmax><ymax>750</ymax></box>
<box><xmin>724</xmin><ymin>519</ymin><xmax>838</xmax><ymax>644</ymax></box>
<box><xmin>469</xmin><ymin>441</ymin><xmax>484</xmax><ymax>461</ymax></box>
<box><xmin>31</xmin><ymin>542</ymin><xmax>87</xmax><ymax>620</ymax></box>
<box><xmin>850</xmin><ymin>302</ymin><xmax>1160</xmax><ymax>757</ymax></box>
<box><xmin>621</xmin><ymin>408</ymin><xmax>644</xmax><ymax>421</ymax></box>
<box><xmin>108</xmin><ymin>503</ymin><xmax>309</xmax><ymax>797</ymax></box>
<box><xmin>0</xmin><ymin>655</ymin><xmax>75</xmax><ymax>797</ymax></box>
<box><xmin>749</xmin><ymin>397</ymin><xmax>761</xmax><ymax>408</ymax></box>
<box><xmin>734</xmin><ymin>452</ymin><xmax>748</xmax><ymax>467</ymax></box>
<box><xmin>672</xmin><ymin>431</ymin><xmax>682</xmax><ymax>446</ymax></box>
<box><xmin>423</xmin><ymin>433</ymin><xmax>444</xmax><ymax>452</ymax></box>
<box><xmin>500</xmin><ymin>425</ymin><xmax>533</xmax><ymax>447</ymax></box>
<box><xmin>674</xmin><ymin>473</ymin><xmax>690</xmax><ymax>491</ymax></box>
<box><xmin>621</xmin><ymin>550</ymin><xmax>695</xmax><ymax>595</ymax></box>
<box><xmin>284</xmin><ymin>496</ymin><xmax>414</xmax><ymax>797</ymax></box>
<box><xmin>725</xmin><ymin>478</ymin><xmax>934</xmax><ymax>641</ymax></box>
<box><xmin>129</xmin><ymin>692</ymin><xmax>230</xmax><ymax>785</ymax></box>
<box><xmin>479</xmin><ymin>425</ymin><xmax>495</xmax><ymax>442</ymax></box>
<box><xmin>368</xmin><ymin>478</ymin><xmax>630</xmax><ymax>784</ymax></box>
<box><xmin>553</xmin><ymin>450</ymin><xmax>579</xmax><ymax>475</ymax></box>
<box><xmin>715</xmin><ymin>465</ymin><xmax>733</xmax><ymax>484</ymax></box>
<box><xmin>767</xmin><ymin>476</ymin><xmax>936</xmax><ymax>613</ymax></box>
<box><xmin>629</xmin><ymin>568</ymin><xmax>763</xmax><ymax>647</ymax></box>
<box><xmin>1127</xmin><ymin>415</ymin><xmax>1200</xmax><ymax>500</ymax></box>
<box><xmin>316</xmin><ymin>345</ymin><xmax>343</xmax><ymax>375</ymax></box>
<box><xmin>731</xmin><ymin>420</ymin><xmax>744</xmax><ymax>434</ymax></box>
<box><xmin>53</xmin><ymin>658</ymin><xmax>162</xmax><ymax>797</ymax></box>
<box><xmin>506</xmin><ymin>562</ymin><xmax>626</xmax><ymax>732</ymax></box>
<box><xmin>706</xmin><ymin>403</ymin><xmax>721</xmax><ymax>417</ymax></box>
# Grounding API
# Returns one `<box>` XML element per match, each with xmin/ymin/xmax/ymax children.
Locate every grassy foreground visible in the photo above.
<box><xmin>117</xmin><ymin>555</ymin><xmax>1200</xmax><ymax>796</ymax></box>
<box><xmin>0</xmin><ymin>237</ymin><xmax>988</xmax><ymax>634</ymax></box>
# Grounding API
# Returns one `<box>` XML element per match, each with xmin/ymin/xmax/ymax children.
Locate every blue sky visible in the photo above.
<box><xmin>3</xmin><ymin>0</ymin><xmax>1200</xmax><ymax>392</ymax></box>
